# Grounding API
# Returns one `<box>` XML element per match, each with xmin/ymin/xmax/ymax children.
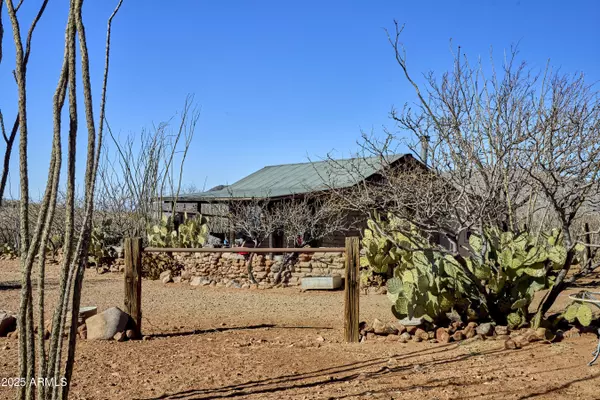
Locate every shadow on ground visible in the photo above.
<box><xmin>138</xmin><ymin>341</ymin><xmax>600</xmax><ymax>400</ymax></box>
<box><xmin>0</xmin><ymin>281</ymin><xmax>20</xmax><ymax>291</ymax></box>
<box><xmin>147</xmin><ymin>324</ymin><xmax>335</xmax><ymax>339</ymax></box>
<box><xmin>140</xmin><ymin>343</ymin><xmax>504</xmax><ymax>400</ymax></box>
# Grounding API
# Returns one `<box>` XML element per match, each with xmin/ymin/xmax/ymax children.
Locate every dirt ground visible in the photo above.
<box><xmin>2</xmin><ymin>260</ymin><xmax>600</xmax><ymax>400</ymax></box>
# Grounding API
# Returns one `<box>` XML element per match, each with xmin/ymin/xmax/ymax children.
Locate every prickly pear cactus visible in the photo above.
<box><xmin>147</xmin><ymin>213</ymin><xmax>210</xmax><ymax>248</ymax></box>
<box><xmin>360</xmin><ymin>219</ymin><xmax>398</xmax><ymax>274</ymax></box>
<box><xmin>563</xmin><ymin>303</ymin><xmax>580</xmax><ymax>322</ymax></box>
<box><xmin>88</xmin><ymin>219</ymin><xmax>117</xmax><ymax>269</ymax></box>
<box><xmin>363</xmin><ymin>214</ymin><xmax>575</xmax><ymax>327</ymax></box>
<box><xmin>576</xmin><ymin>304</ymin><xmax>593</xmax><ymax>326</ymax></box>
<box><xmin>507</xmin><ymin>312</ymin><xmax>523</xmax><ymax>329</ymax></box>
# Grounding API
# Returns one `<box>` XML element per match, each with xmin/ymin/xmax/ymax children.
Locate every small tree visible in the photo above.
<box><xmin>96</xmin><ymin>95</ymin><xmax>200</xmax><ymax>240</ymax></box>
<box><xmin>271</xmin><ymin>193</ymin><xmax>350</xmax><ymax>283</ymax></box>
<box><xmin>227</xmin><ymin>196</ymin><xmax>280</xmax><ymax>283</ymax></box>
<box><xmin>227</xmin><ymin>192</ymin><xmax>350</xmax><ymax>284</ymax></box>
<box><xmin>325</xmin><ymin>22</ymin><xmax>600</xmax><ymax>326</ymax></box>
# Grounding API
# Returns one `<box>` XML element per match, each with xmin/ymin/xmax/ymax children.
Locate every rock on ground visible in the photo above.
<box><xmin>160</xmin><ymin>271</ymin><xmax>173</xmax><ymax>284</ymax></box>
<box><xmin>190</xmin><ymin>277</ymin><xmax>202</xmax><ymax>287</ymax></box>
<box><xmin>372</xmin><ymin>319</ymin><xmax>386</xmax><ymax>335</ymax></box>
<box><xmin>85</xmin><ymin>307</ymin><xmax>130</xmax><ymax>340</ymax></box>
<box><xmin>476</xmin><ymin>322</ymin><xmax>494</xmax><ymax>336</ymax></box>
<box><xmin>0</xmin><ymin>312</ymin><xmax>17</xmax><ymax>336</ymax></box>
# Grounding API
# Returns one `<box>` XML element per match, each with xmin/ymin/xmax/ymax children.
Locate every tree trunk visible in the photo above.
<box><xmin>533</xmin><ymin>248</ymin><xmax>576</xmax><ymax>328</ymax></box>
<box><xmin>247</xmin><ymin>253</ymin><xmax>258</xmax><ymax>284</ymax></box>
<box><xmin>274</xmin><ymin>251</ymin><xmax>299</xmax><ymax>284</ymax></box>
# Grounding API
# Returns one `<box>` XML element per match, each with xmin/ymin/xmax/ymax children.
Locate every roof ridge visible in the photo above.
<box><xmin>262</xmin><ymin>154</ymin><xmax>404</xmax><ymax>168</ymax></box>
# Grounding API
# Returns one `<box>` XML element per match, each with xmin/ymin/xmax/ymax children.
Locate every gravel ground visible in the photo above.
<box><xmin>2</xmin><ymin>260</ymin><xmax>600</xmax><ymax>399</ymax></box>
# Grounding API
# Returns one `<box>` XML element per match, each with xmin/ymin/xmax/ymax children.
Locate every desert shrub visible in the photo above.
<box><xmin>363</xmin><ymin>214</ymin><xmax>581</xmax><ymax>326</ymax></box>
<box><xmin>141</xmin><ymin>252</ymin><xmax>184</xmax><ymax>280</ymax></box>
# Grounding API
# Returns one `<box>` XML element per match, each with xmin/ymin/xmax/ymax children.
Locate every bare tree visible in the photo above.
<box><xmin>517</xmin><ymin>72</ymin><xmax>600</xmax><ymax>320</ymax></box>
<box><xmin>271</xmin><ymin>193</ymin><xmax>350</xmax><ymax>283</ymax></box>
<box><xmin>227</xmin><ymin>196</ymin><xmax>280</xmax><ymax>283</ymax></box>
<box><xmin>96</xmin><ymin>95</ymin><xmax>200</xmax><ymax>240</ymax></box>
<box><xmin>227</xmin><ymin>192</ymin><xmax>350</xmax><ymax>283</ymax></box>
<box><xmin>324</xmin><ymin>22</ymin><xmax>600</xmax><ymax>323</ymax></box>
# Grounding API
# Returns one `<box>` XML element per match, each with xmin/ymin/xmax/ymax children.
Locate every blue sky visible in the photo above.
<box><xmin>1</xmin><ymin>0</ymin><xmax>599</xmax><ymax>197</ymax></box>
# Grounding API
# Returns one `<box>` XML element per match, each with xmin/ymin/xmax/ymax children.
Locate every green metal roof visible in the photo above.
<box><xmin>170</xmin><ymin>154</ymin><xmax>411</xmax><ymax>202</ymax></box>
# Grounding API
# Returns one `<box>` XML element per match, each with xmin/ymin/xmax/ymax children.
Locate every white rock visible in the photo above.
<box><xmin>160</xmin><ymin>271</ymin><xmax>172</xmax><ymax>284</ymax></box>
<box><xmin>190</xmin><ymin>277</ymin><xmax>202</xmax><ymax>286</ymax></box>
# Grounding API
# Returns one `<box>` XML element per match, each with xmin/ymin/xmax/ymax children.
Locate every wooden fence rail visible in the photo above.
<box><xmin>124</xmin><ymin>237</ymin><xmax>360</xmax><ymax>343</ymax></box>
<box><xmin>144</xmin><ymin>247</ymin><xmax>346</xmax><ymax>253</ymax></box>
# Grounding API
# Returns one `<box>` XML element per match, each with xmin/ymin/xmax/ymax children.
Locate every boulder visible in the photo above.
<box><xmin>476</xmin><ymin>322</ymin><xmax>493</xmax><ymax>336</ymax></box>
<box><xmin>85</xmin><ymin>307</ymin><xmax>129</xmax><ymax>340</ymax></box>
<box><xmin>395</xmin><ymin>323</ymin><xmax>407</xmax><ymax>335</ymax></box>
<box><xmin>160</xmin><ymin>271</ymin><xmax>172</xmax><ymax>284</ymax></box>
<box><xmin>79</xmin><ymin>306</ymin><xmax>97</xmax><ymax>324</ymax></box>
<box><xmin>383</xmin><ymin>323</ymin><xmax>399</xmax><ymax>335</ymax></box>
<box><xmin>399</xmin><ymin>332</ymin><xmax>411</xmax><ymax>343</ymax></box>
<box><xmin>190</xmin><ymin>277</ymin><xmax>203</xmax><ymax>287</ymax></box>
<box><xmin>180</xmin><ymin>271</ymin><xmax>192</xmax><ymax>281</ymax></box>
<box><xmin>563</xmin><ymin>326</ymin><xmax>581</xmax><ymax>339</ymax></box>
<box><xmin>463</xmin><ymin>325</ymin><xmax>476</xmax><ymax>339</ymax></box>
<box><xmin>494</xmin><ymin>325</ymin><xmax>508</xmax><ymax>336</ymax></box>
<box><xmin>0</xmin><ymin>313</ymin><xmax>17</xmax><ymax>337</ymax></box>
<box><xmin>414</xmin><ymin>328</ymin><xmax>429</xmax><ymax>341</ymax></box>
<box><xmin>452</xmin><ymin>331</ymin><xmax>465</xmax><ymax>342</ymax></box>
<box><xmin>372</xmin><ymin>319</ymin><xmax>386</xmax><ymax>335</ymax></box>
<box><xmin>405</xmin><ymin>325</ymin><xmax>418</xmax><ymax>335</ymax></box>
<box><xmin>113</xmin><ymin>332</ymin><xmax>126</xmax><ymax>342</ymax></box>
<box><xmin>399</xmin><ymin>317</ymin><xmax>423</xmax><ymax>327</ymax></box>
<box><xmin>435</xmin><ymin>327</ymin><xmax>451</xmax><ymax>344</ymax></box>
<box><xmin>535</xmin><ymin>327</ymin><xmax>551</xmax><ymax>341</ymax></box>
<box><xmin>504</xmin><ymin>338</ymin><xmax>520</xmax><ymax>350</ymax></box>
<box><xmin>385</xmin><ymin>334</ymin><xmax>400</xmax><ymax>342</ymax></box>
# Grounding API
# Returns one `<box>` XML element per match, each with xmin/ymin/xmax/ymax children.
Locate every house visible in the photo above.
<box><xmin>161</xmin><ymin>154</ymin><xmax>422</xmax><ymax>248</ymax></box>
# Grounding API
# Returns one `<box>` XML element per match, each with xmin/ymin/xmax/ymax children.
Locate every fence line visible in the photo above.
<box><xmin>144</xmin><ymin>246</ymin><xmax>345</xmax><ymax>253</ymax></box>
<box><xmin>125</xmin><ymin>238</ymin><xmax>360</xmax><ymax>343</ymax></box>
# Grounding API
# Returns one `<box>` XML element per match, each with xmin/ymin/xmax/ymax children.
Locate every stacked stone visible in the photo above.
<box><xmin>168</xmin><ymin>250</ymin><xmax>346</xmax><ymax>287</ymax></box>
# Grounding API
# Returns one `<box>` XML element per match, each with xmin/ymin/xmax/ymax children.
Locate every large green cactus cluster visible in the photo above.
<box><xmin>360</xmin><ymin>214</ymin><xmax>425</xmax><ymax>274</ymax></box>
<box><xmin>147</xmin><ymin>213</ymin><xmax>209</xmax><ymax>248</ymax></box>
<box><xmin>365</xmin><ymin>215</ymin><xmax>580</xmax><ymax>326</ymax></box>
<box><xmin>386</xmin><ymin>250</ymin><xmax>474</xmax><ymax>323</ymax></box>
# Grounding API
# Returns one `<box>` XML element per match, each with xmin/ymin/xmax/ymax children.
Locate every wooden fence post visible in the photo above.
<box><xmin>124</xmin><ymin>237</ymin><xmax>143</xmax><ymax>338</ymax></box>
<box><xmin>344</xmin><ymin>236</ymin><xmax>360</xmax><ymax>343</ymax></box>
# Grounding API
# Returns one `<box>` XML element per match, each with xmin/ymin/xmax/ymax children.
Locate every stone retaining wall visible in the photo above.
<box><xmin>173</xmin><ymin>250</ymin><xmax>345</xmax><ymax>286</ymax></box>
